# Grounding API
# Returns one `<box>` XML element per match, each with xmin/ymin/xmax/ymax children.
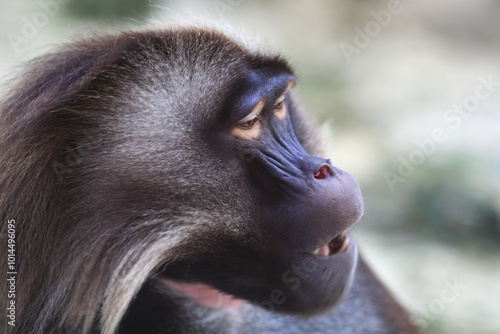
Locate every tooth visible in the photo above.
<box><xmin>336</xmin><ymin>236</ymin><xmax>350</xmax><ymax>254</ymax></box>
<box><xmin>312</xmin><ymin>248</ymin><xmax>320</xmax><ymax>255</ymax></box>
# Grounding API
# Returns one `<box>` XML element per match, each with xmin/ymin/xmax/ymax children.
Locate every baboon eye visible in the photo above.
<box><xmin>273</xmin><ymin>98</ymin><xmax>285</xmax><ymax>111</ymax></box>
<box><xmin>273</xmin><ymin>81</ymin><xmax>295</xmax><ymax>120</ymax></box>
<box><xmin>239</xmin><ymin>118</ymin><xmax>259</xmax><ymax>129</ymax></box>
<box><xmin>231</xmin><ymin>100</ymin><xmax>264</xmax><ymax>140</ymax></box>
<box><xmin>273</xmin><ymin>95</ymin><xmax>287</xmax><ymax>120</ymax></box>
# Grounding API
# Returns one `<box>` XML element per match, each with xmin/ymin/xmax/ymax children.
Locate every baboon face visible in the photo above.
<box><xmin>1</xmin><ymin>28</ymin><xmax>364</xmax><ymax>332</ymax></box>
<box><xmin>83</xmin><ymin>29</ymin><xmax>363</xmax><ymax>314</ymax></box>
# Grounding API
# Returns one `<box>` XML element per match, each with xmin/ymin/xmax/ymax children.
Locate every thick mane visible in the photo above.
<box><xmin>1</xmin><ymin>32</ymin><xmax>132</xmax><ymax>334</ymax></box>
<box><xmin>0</xmin><ymin>28</ymin><xmax>249</xmax><ymax>334</ymax></box>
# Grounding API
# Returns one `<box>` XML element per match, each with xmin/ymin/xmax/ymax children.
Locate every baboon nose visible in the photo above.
<box><xmin>314</xmin><ymin>162</ymin><xmax>334</xmax><ymax>180</ymax></box>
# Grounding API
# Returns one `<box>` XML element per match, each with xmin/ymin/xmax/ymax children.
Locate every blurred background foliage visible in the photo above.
<box><xmin>1</xmin><ymin>0</ymin><xmax>499</xmax><ymax>333</ymax></box>
<box><xmin>63</xmin><ymin>0</ymin><xmax>160</xmax><ymax>21</ymax></box>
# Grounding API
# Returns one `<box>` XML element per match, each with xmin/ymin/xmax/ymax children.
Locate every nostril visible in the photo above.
<box><xmin>314</xmin><ymin>164</ymin><xmax>332</xmax><ymax>180</ymax></box>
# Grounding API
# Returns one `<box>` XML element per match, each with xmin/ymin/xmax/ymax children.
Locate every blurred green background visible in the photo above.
<box><xmin>1</xmin><ymin>0</ymin><xmax>499</xmax><ymax>333</ymax></box>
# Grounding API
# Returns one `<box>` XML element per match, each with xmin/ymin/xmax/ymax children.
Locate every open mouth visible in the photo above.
<box><xmin>159</xmin><ymin>230</ymin><xmax>356</xmax><ymax>314</ymax></box>
<box><xmin>311</xmin><ymin>232</ymin><xmax>350</xmax><ymax>256</ymax></box>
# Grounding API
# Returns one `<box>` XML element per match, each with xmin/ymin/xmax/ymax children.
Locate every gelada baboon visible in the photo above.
<box><xmin>0</xmin><ymin>24</ymin><xmax>417</xmax><ymax>333</ymax></box>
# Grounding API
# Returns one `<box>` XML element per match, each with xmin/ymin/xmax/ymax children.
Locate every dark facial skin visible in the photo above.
<box><xmin>163</xmin><ymin>64</ymin><xmax>364</xmax><ymax>315</ymax></box>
